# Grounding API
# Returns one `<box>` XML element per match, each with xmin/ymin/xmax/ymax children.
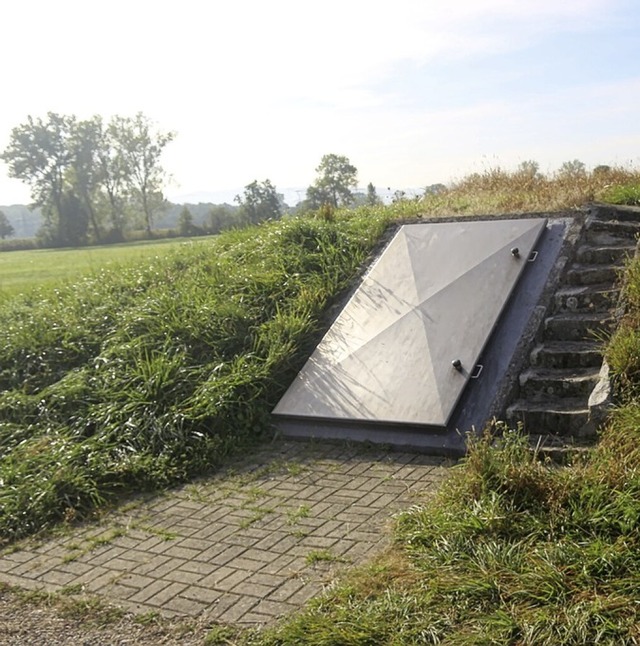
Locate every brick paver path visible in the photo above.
<box><xmin>0</xmin><ymin>440</ymin><xmax>450</xmax><ymax>626</ymax></box>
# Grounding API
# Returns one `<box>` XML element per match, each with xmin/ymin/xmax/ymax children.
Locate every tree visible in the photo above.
<box><xmin>57</xmin><ymin>190</ymin><xmax>89</xmax><ymax>246</ymax></box>
<box><xmin>2</xmin><ymin>111</ymin><xmax>176</xmax><ymax>245</ymax></box>
<box><xmin>1</xmin><ymin>112</ymin><xmax>77</xmax><ymax>245</ymax></box>
<box><xmin>306</xmin><ymin>154</ymin><xmax>358</xmax><ymax>209</ymax></box>
<box><xmin>109</xmin><ymin>113</ymin><xmax>175</xmax><ymax>237</ymax></box>
<box><xmin>365</xmin><ymin>182</ymin><xmax>381</xmax><ymax>206</ymax></box>
<box><xmin>68</xmin><ymin>116</ymin><xmax>104</xmax><ymax>242</ymax></box>
<box><xmin>208</xmin><ymin>204</ymin><xmax>239</xmax><ymax>234</ymax></box>
<box><xmin>95</xmin><ymin>117</ymin><xmax>129</xmax><ymax>240</ymax></box>
<box><xmin>235</xmin><ymin>179</ymin><xmax>282</xmax><ymax>225</ymax></box>
<box><xmin>558</xmin><ymin>159</ymin><xmax>586</xmax><ymax>178</ymax></box>
<box><xmin>178</xmin><ymin>206</ymin><xmax>197</xmax><ymax>236</ymax></box>
<box><xmin>0</xmin><ymin>210</ymin><xmax>14</xmax><ymax>239</ymax></box>
<box><xmin>516</xmin><ymin>160</ymin><xmax>540</xmax><ymax>179</ymax></box>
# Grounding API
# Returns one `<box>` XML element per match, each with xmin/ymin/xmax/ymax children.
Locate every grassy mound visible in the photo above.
<box><xmin>253</xmin><ymin>219</ymin><xmax>640</xmax><ymax>644</ymax></box>
<box><xmin>0</xmin><ymin>212</ymin><xmax>390</xmax><ymax>543</ymax></box>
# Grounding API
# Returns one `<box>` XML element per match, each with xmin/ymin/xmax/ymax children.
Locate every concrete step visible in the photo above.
<box><xmin>519</xmin><ymin>366</ymin><xmax>600</xmax><ymax>400</ymax></box>
<box><xmin>585</xmin><ymin>219</ymin><xmax>640</xmax><ymax>245</ymax></box>
<box><xmin>527</xmin><ymin>434</ymin><xmax>593</xmax><ymax>464</ymax></box>
<box><xmin>565</xmin><ymin>263</ymin><xmax>622</xmax><ymax>286</ymax></box>
<box><xmin>544</xmin><ymin>312</ymin><xmax>613</xmax><ymax>342</ymax></box>
<box><xmin>530</xmin><ymin>341</ymin><xmax>603</xmax><ymax>369</ymax></box>
<box><xmin>506</xmin><ymin>398</ymin><xmax>592</xmax><ymax>437</ymax></box>
<box><xmin>590</xmin><ymin>203</ymin><xmax>640</xmax><ymax>222</ymax></box>
<box><xmin>554</xmin><ymin>283</ymin><xmax>620</xmax><ymax>313</ymax></box>
<box><xmin>576</xmin><ymin>244</ymin><xmax>635</xmax><ymax>264</ymax></box>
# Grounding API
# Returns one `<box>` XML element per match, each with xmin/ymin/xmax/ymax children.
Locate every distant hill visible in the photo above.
<box><xmin>0</xmin><ymin>205</ymin><xmax>43</xmax><ymax>238</ymax></box>
<box><xmin>0</xmin><ymin>202</ymin><xmax>238</xmax><ymax>239</ymax></box>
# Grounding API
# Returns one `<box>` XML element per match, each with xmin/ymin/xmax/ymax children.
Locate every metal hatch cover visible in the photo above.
<box><xmin>273</xmin><ymin>218</ymin><xmax>547</xmax><ymax>431</ymax></box>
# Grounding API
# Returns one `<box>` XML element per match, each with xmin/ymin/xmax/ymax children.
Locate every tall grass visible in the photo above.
<box><xmin>419</xmin><ymin>164</ymin><xmax>640</xmax><ymax>216</ymax></box>
<box><xmin>257</xmin><ymin>423</ymin><xmax>640</xmax><ymax>645</ymax></box>
<box><xmin>0</xmin><ymin>211</ymin><xmax>391</xmax><ymax>543</ymax></box>
<box><xmin>254</xmin><ymin>208</ymin><xmax>640</xmax><ymax>645</ymax></box>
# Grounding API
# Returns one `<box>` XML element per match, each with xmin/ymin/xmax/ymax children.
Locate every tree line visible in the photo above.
<box><xmin>1</xmin><ymin>112</ymin><xmax>174</xmax><ymax>246</ymax></box>
<box><xmin>1</xmin><ymin>110</ymin><xmax>382</xmax><ymax>248</ymax></box>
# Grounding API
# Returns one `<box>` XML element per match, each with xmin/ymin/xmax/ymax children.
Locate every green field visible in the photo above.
<box><xmin>0</xmin><ymin>236</ymin><xmax>215</xmax><ymax>296</ymax></box>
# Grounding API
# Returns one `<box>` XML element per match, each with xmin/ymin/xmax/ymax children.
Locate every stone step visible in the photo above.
<box><xmin>565</xmin><ymin>263</ymin><xmax>622</xmax><ymax>286</ymax></box>
<box><xmin>506</xmin><ymin>398</ymin><xmax>592</xmax><ymax>437</ymax></box>
<box><xmin>519</xmin><ymin>366</ymin><xmax>600</xmax><ymax>400</ymax></box>
<box><xmin>554</xmin><ymin>283</ymin><xmax>620</xmax><ymax>313</ymax></box>
<box><xmin>590</xmin><ymin>203</ymin><xmax>640</xmax><ymax>222</ymax></box>
<box><xmin>576</xmin><ymin>244</ymin><xmax>635</xmax><ymax>264</ymax></box>
<box><xmin>530</xmin><ymin>341</ymin><xmax>603</xmax><ymax>369</ymax></box>
<box><xmin>585</xmin><ymin>219</ymin><xmax>640</xmax><ymax>245</ymax></box>
<box><xmin>544</xmin><ymin>312</ymin><xmax>613</xmax><ymax>342</ymax></box>
<box><xmin>527</xmin><ymin>434</ymin><xmax>593</xmax><ymax>464</ymax></box>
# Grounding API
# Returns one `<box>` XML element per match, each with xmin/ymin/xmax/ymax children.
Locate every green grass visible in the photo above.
<box><xmin>0</xmin><ymin>211</ymin><xmax>392</xmax><ymax>544</ymax></box>
<box><xmin>0</xmin><ymin>236</ymin><xmax>211</xmax><ymax>297</ymax></box>
<box><xmin>3</xmin><ymin>164</ymin><xmax>640</xmax><ymax>640</ymax></box>
<box><xmin>252</xmin><ymin>251</ymin><xmax>640</xmax><ymax>645</ymax></box>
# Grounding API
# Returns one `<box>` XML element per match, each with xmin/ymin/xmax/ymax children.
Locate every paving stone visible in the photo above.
<box><xmin>240</xmin><ymin>611</ymin><xmax>279</xmax><ymax>625</ymax></box>
<box><xmin>300</xmin><ymin>535</ymin><xmax>338</xmax><ymax>550</ymax></box>
<box><xmin>161</xmin><ymin>544</ymin><xmax>202</xmax><ymax>561</ymax></box>
<box><xmin>1</xmin><ymin>551</ymin><xmax>38</xmax><ymax>564</ymax></box>
<box><xmin>179</xmin><ymin>560</ymin><xmax>218</xmax><ymax>577</ymax></box>
<box><xmin>56</xmin><ymin>560</ymin><xmax>95</xmax><ymax>577</ymax></box>
<box><xmin>145</xmin><ymin>556</ymin><xmax>188</xmax><ymax>578</ymax></box>
<box><xmin>164</xmin><ymin>568</ymin><xmax>204</xmax><ymax>585</ymax></box>
<box><xmin>210</xmin><ymin>545</ymin><xmax>247</xmax><ymax>566</ymax></box>
<box><xmin>231</xmin><ymin>581</ymin><xmax>275</xmax><ymax>598</ymax></box>
<box><xmin>38</xmin><ymin>569</ymin><xmax>78</xmax><ymax>586</ymax></box>
<box><xmin>163</xmin><ymin>594</ymin><xmax>207</xmax><ymax>615</ymax></box>
<box><xmin>0</xmin><ymin>439</ymin><xmax>450</xmax><ymax>626</ymax></box>
<box><xmin>86</xmin><ymin>546</ymin><xmax>126</xmax><ymax>567</ymax></box>
<box><xmin>83</xmin><ymin>569</ymin><xmax>120</xmax><ymax>593</ymax></box>
<box><xmin>180</xmin><ymin>585</ymin><xmax>223</xmax><ymax>605</ymax></box>
<box><xmin>132</xmin><ymin>535</ymin><xmax>169</xmax><ymax>553</ymax></box>
<box><xmin>6</xmin><ymin>558</ymin><xmax>55</xmax><ymax>578</ymax></box>
<box><xmin>286</xmin><ymin>581</ymin><xmax>324</xmax><ymax>606</ymax></box>
<box><xmin>198</xmin><ymin>566</ymin><xmax>235</xmax><ymax>588</ymax></box>
<box><xmin>216</xmin><ymin>594</ymin><xmax>259</xmax><ymax>623</ymax></box>
<box><xmin>118</xmin><ymin>572</ymin><xmax>156</xmax><ymax>590</ymax></box>
<box><xmin>258</xmin><ymin>554</ymin><xmax>297</xmax><ymax>576</ymax></box>
<box><xmin>268</xmin><ymin>577</ymin><xmax>306</xmax><ymax>602</ymax></box>
<box><xmin>214</xmin><ymin>568</ymin><xmax>252</xmax><ymax>591</ymax></box>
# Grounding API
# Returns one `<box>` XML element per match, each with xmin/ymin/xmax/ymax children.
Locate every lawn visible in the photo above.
<box><xmin>0</xmin><ymin>236</ymin><xmax>213</xmax><ymax>296</ymax></box>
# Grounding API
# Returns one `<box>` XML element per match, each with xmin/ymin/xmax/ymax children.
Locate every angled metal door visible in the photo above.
<box><xmin>273</xmin><ymin>218</ymin><xmax>546</xmax><ymax>432</ymax></box>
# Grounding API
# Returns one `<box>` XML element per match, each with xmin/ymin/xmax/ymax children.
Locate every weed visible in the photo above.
<box><xmin>131</xmin><ymin>524</ymin><xmax>178</xmax><ymax>541</ymax></box>
<box><xmin>133</xmin><ymin>610</ymin><xmax>161</xmax><ymax>625</ymax></box>
<box><xmin>204</xmin><ymin>624</ymin><xmax>238</xmax><ymax>645</ymax></box>
<box><xmin>286</xmin><ymin>504</ymin><xmax>311</xmax><ymax>525</ymax></box>
<box><xmin>305</xmin><ymin>549</ymin><xmax>347</xmax><ymax>566</ymax></box>
<box><xmin>238</xmin><ymin>505</ymin><xmax>274</xmax><ymax>529</ymax></box>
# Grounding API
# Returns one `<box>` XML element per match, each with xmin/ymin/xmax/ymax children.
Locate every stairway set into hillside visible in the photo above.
<box><xmin>506</xmin><ymin>205</ymin><xmax>640</xmax><ymax>449</ymax></box>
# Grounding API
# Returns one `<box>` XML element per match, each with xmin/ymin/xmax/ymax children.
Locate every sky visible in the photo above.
<box><xmin>1</xmin><ymin>0</ymin><xmax>640</xmax><ymax>205</ymax></box>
